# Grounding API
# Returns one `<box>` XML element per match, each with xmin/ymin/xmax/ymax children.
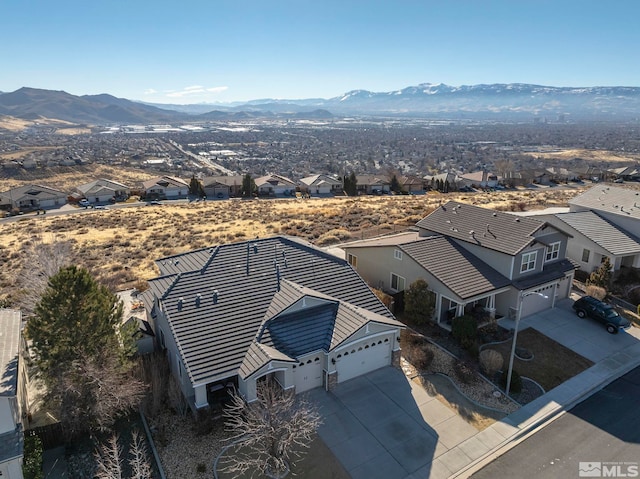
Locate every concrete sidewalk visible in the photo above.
<box><xmin>438</xmin><ymin>304</ymin><xmax>640</xmax><ymax>479</ymax></box>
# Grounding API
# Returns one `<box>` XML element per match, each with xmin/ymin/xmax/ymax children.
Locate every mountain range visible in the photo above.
<box><xmin>1</xmin><ymin>83</ymin><xmax>640</xmax><ymax>125</ymax></box>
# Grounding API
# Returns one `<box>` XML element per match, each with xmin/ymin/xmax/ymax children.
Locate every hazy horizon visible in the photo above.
<box><xmin>3</xmin><ymin>0</ymin><xmax>639</xmax><ymax>103</ymax></box>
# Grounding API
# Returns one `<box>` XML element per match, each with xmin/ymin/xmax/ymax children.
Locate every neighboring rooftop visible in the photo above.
<box><xmin>416</xmin><ymin>200</ymin><xmax>546</xmax><ymax>256</ymax></box>
<box><xmin>0</xmin><ymin>309</ymin><xmax>21</xmax><ymax>397</ymax></box>
<box><xmin>569</xmin><ymin>185</ymin><xmax>640</xmax><ymax>220</ymax></box>
<box><xmin>553</xmin><ymin>211</ymin><xmax>640</xmax><ymax>256</ymax></box>
<box><xmin>399</xmin><ymin>236</ymin><xmax>512</xmax><ymax>299</ymax></box>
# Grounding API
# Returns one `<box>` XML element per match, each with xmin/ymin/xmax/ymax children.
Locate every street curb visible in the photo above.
<box><xmin>450</xmin><ymin>354</ymin><xmax>640</xmax><ymax>479</ymax></box>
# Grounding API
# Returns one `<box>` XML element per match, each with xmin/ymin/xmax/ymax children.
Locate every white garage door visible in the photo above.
<box><xmin>336</xmin><ymin>337</ymin><xmax>392</xmax><ymax>384</ymax></box>
<box><xmin>520</xmin><ymin>287</ymin><xmax>555</xmax><ymax>317</ymax></box>
<box><xmin>294</xmin><ymin>356</ymin><xmax>323</xmax><ymax>393</ymax></box>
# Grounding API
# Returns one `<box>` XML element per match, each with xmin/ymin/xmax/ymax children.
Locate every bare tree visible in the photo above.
<box><xmin>129</xmin><ymin>429</ymin><xmax>152</xmax><ymax>479</ymax></box>
<box><xmin>95</xmin><ymin>434</ymin><xmax>123</xmax><ymax>479</ymax></box>
<box><xmin>18</xmin><ymin>237</ymin><xmax>73</xmax><ymax>317</ymax></box>
<box><xmin>222</xmin><ymin>379</ymin><xmax>321</xmax><ymax>478</ymax></box>
<box><xmin>95</xmin><ymin>429</ymin><xmax>152</xmax><ymax>479</ymax></box>
<box><xmin>50</xmin><ymin>352</ymin><xmax>147</xmax><ymax>438</ymax></box>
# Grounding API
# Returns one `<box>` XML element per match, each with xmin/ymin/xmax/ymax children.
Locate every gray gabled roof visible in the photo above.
<box><xmin>0</xmin><ymin>309</ymin><xmax>21</xmax><ymax>397</ymax></box>
<box><xmin>149</xmin><ymin>236</ymin><xmax>395</xmax><ymax>385</ymax></box>
<box><xmin>77</xmin><ymin>178</ymin><xmax>130</xmax><ymax>194</ymax></box>
<box><xmin>238</xmin><ymin>342</ymin><xmax>296</xmax><ymax>380</ymax></box>
<box><xmin>553</xmin><ymin>211</ymin><xmax>640</xmax><ymax>256</ymax></box>
<box><xmin>0</xmin><ymin>184</ymin><xmax>66</xmax><ymax>202</ymax></box>
<box><xmin>400</xmin><ymin>236</ymin><xmax>511</xmax><ymax>300</ymax></box>
<box><xmin>569</xmin><ymin>185</ymin><xmax>640</xmax><ymax>220</ymax></box>
<box><xmin>416</xmin><ymin>201</ymin><xmax>546</xmax><ymax>256</ymax></box>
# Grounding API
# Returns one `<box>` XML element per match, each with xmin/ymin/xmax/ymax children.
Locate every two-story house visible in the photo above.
<box><xmin>342</xmin><ymin>201</ymin><xmax>575</xmax><ymax>325</ymax></box>
<box><xmin>142</xmin><ymin>236</ymin><xmax>403</xmax><ymax>409</ymax></box>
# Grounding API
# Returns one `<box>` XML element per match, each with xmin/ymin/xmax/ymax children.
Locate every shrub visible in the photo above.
<box><xmin>453</xmin><ymin>361</ymin><xmax>475</xmax><ymax>384</ymax></box>
<box><xmin>23</xmin><ymin>435</ymin><xmax>43</xmax><ymax>479</ymax></box>
<box><xmin>501</xmin><ymin>368</ymin><xmax>523</xmax><ymax>394</ymax></box>
<box><xmin>404</xmin><ymin>279</ymin><xmax>436</xmax><ymax>325</ymax></box>
<box><xmin>197</xmin><ymin>463</ymin><xmax>207</xmax><ymax>473</ymax></box>
<box><xmin>585</xmin><ymin>284</ymin><xmax>607</xmax><ymax>300</ymax></box>
<box><xmin>451</xmin><ymin>314</ymin><xmax>477</xmax><ymax>349</ymax></box>
<box><xmin>479</xmin><ymin>349</ymin><xmax>503</xmax><ymax>376</ymax></box>
<box><xmin>411</xmin><ymin>346</ymin><xmax>435</xmax><ymax>370</ymax></box>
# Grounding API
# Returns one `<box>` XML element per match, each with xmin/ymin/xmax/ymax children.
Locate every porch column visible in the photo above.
<box><xmin>194</xmin><ymin>384</ymin><xmax>208</xmax><ymax>409</ymax></box>
<box><xmin>434</xmin><ymin>293</ymin><xmax>442</xmax><ymax>324</ymax></box>
<box><xmin>456</xmin><ymin>303</ymin><xmax>465</xmax><ymax>317</ymax></box>
<box><xmin>487</xmin><ymin>295</ymin><xmax>496</xmax><ymax>319</ymax></box>
<box><xmin>551</xmin><ymin>282</ymin><xmax>558</xmax><ymax>308</ymax></box>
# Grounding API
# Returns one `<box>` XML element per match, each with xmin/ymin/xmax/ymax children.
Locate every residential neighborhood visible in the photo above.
<box><xmin>2</xmin><ymin>182</ymin><xmax>640</xmax><ymax>479</ymax></box>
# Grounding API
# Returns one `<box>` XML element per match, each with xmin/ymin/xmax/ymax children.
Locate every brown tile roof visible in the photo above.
<box><xmin>399</xmin><ymin>237</ymin><xmax>511</xmax><ymax>300</ymax></box>
<box><xmin>415</xmin><ymin>200</ymin><xmax>545</xmax><ymax>256</ymax></box>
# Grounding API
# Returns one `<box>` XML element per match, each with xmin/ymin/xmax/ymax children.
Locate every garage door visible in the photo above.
<box><xmin>294</xmin><ymin>356</ymin><xmax>323</xmax><ymax>393</ymax></box>
<box><xmin>519</xmin><ymin>287</ymin><xmax>555</xmax><ymax>317</ymax></box>
<box><xmin>336</xmin><ymin>337</ymin><xmax>392</xmax><ymax>384</ymax></box>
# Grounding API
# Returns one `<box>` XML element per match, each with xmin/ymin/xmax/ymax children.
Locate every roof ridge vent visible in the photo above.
<box><xmin>201</xmin><ymin>246</ymin><xmax>219</xmax><ymax>274</ymax></box>
<box><xmin>161</xmin><ymin>272</ymin><xmax>182</xmax><ymax>299</ymax></box>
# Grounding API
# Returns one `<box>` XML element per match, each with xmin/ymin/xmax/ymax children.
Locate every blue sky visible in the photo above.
<box><xmin>2</xmin><ymin>0</ymin><xmax>639</xmax><ymax>103</ymax></box>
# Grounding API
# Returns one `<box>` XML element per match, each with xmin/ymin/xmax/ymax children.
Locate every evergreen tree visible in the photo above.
<box><xmin>242</xmin><ymin>174</ymin><xmax>256</xmax><ymax>198</ymax></box>
<box><xmin>28</xmin><ymin>266</ymin><xmax>125</xmax><ymax>378</ymax></box>
<box><xmin>404</xmin><ymin>279</ymin><xmax>436</xmax><ymax>324</ymax></box>
<box><xmin>189</xmin><ymin>176</ymin><xmax>204</xmax><ymax>197</ymax></box>
<box><xmin>27</xmin><ymin>266</ymin><xmax>144</xmax><ymax>438</ymax></box>
<box><xmin>587</xmin><ymin>257</ymin><xmax>613</xmax><ymax>290</ymax></box>
<box><xmin>390</xmin><ymin>174</ymin><xmax>403</xmax><ymax>194</ymax></box>
<box><xmin>343</xmin><ymin>171</ymin><xmax>357</xmax><ymax>196</ymax></box>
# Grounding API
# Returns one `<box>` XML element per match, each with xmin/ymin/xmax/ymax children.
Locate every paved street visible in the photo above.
<box><xmin>471</xmin><ymin>365</ymin><xmax>640</xmax><ymax>479</ymax></box>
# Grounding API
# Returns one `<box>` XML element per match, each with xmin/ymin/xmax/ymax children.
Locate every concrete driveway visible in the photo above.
<box><xmin>499</xmin><ymin>298</ymin><xmax>640</xmax><ymax>362</ymax></box>
<box><xmin>307</xmin><ymin>367</ymin><xmax>478</xmax><ymax>479</ymax></box>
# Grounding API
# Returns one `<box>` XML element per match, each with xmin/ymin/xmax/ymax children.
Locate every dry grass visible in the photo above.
<box><xmin>0</xmin><ymin>188</ymin><xmax>586</xmax><ymax>305</ymax></box>
<box><xmin>0</xmin><ymin>164</ymin><xmax>157</xmax><ymax>191</ymax></box>
<box><xmin>487</xmin><ymin>328</ymin><xmax>594</xmax><ymax>391</ymax></box>
<box><xmin>0</xmin><ymin>115</ymin><xmax>78</xmax><ymax>132</ymax></box>
<box><xmin>0</xmin><ymin>146</ymin><xmax>62</xmax><ymax>160</ymax></box>
<box><xmin>536</xmin><ymin>148</ymin><xmax>640</xmax><ymax>164</ymax></box>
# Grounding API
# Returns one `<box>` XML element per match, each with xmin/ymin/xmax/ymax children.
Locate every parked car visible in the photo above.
<box><xmin>572</xmin><ymin>296</ymin><xmax>631</xmax><ymax>334</ymax></box>
<box><xmin>78</xmin><ymin>199</ymin><xmax>90</xmax><ymax>207</ymax></box>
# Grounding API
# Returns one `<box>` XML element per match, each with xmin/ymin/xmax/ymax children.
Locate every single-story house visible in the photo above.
<box><xmin>0</xmin><ymin>184</ymin><xmax>67</xmax><ymax>211</ymax></box>
<box><xmin>0</xmin><ymin>309</ymin><xmax>25</xmax><ymax>479</ymax></box>
<box><xmin>143</xmin><ymin>236</ymin><xmax>403</xmax><ymax>408</ymax></box>
<box><xmin>539</xmin><ymin>211</ymin><xmax>640</xmax><ymax>273</ymax></box>
<box><xmin>342</xmin><ymin>201</ymin><xmax>575</xmax><ymax>325</ymax></box>
<box><xmin>203</xmin><ymin>175</ymin><xmax>244</xmax><ymax>198</ymax></box>
<box><xmin>76</xmin><ymin>178</ymin><xmax>131</xmax><ymax>203</ymax></box>
<box><xmin>399</xmin><ymin>176</ymin><xmax>424</xmax><ymax>194</ymax></box>
<box><xmin>423</xmin><ymin>172</ymin><xmax>459</xmax><ymax>191</ymax></box>
<box><xmin>299</xmin><ymin>174</ymin><xmax>343</xmax><ymax>195</ymax></box>
<box><xmin>569</xmin><ymin>185</ymin><xmax>640</xmax><ymax>237</ymax></box>
<box><xmin>142</xmin><ymin>176</ymin><xmax>189</xmax><ymax>200</ymax></box>
<box><xmin>459</xmin><ymin>171</ymin><xmax>500</xmax><ymax>189</ymax></box>
<box><xmin>356</xmin><ymin>175</ymin><xmax>390</xmax><ymax>195</ymax></box>
<box><xmin>255</xmin><ymin>174</ymin><xmax>298</xmax><ymax>197</ymax></box>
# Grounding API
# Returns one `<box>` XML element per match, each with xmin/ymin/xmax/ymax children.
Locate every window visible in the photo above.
<box><xmin>582</xmin><ymin>248</ymin><xmax>590</xmax><ymax>262</ymax></box>
<box><xmin>545</xmin><ymin>242</ymin><xmax>560</xmax><ymax>262</ymax></box>
<box><xmin>520</xmin><ymin>251</ymin><xmax>537</xmax><ymax>273</ymax></box>
<box><xmin>391</xmin><ymin>273</ymin><xmax>405</xmax><ymax>291</ymax></box>
<box><xmin>347</xmin><ymin>253</ymin><xmax>357</xmax><ymax>268</ymax></box>
<box><xmin>394</xmin><ymin>249</ymin><xmax>403</xmax><ymax>260</ymax></box>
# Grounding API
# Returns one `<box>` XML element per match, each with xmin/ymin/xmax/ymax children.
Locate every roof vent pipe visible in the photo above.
<box><xmin>195</xmin><ymin>293</ymin><xmax>201</xmax><ymax>308</ymax></box>
<box><xmin>178</xmin><ymin>297</ymin><xmax>184</xmax><ymax>311</ymax></box>
<box><xmin>213</xmin><ymin>290</ymin><xmax>218</xmax><ymax>304</ymax></box>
